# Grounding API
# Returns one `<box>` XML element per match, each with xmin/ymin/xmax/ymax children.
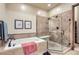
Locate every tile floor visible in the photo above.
<box><xmin>49</xmin><ymin>50</ymin><xmax>79</xmax><ymax>55</ymax></box>
<box><xmin>0</xmin><ymin>44</ymin><xmax>79</xmax><ymax>55</ymax></box>
<box><xmin>50</xmin><ymin>44</ymin><xmax>79</xmax><ymax>55</ymax></box>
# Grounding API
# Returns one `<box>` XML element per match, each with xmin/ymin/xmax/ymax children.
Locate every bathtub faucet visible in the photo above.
<box><xmin>8</xmin><ymin>39</ymin><xmax>15</xmax><ymax>47</ymax></box>
<box><xmin>8</xmin><ymin>40</ymin><xmax>12</xmax><ymax>47</ymax></box>
<box><xmin>7</xmin><ymin>35</ymin><xmax>15</xmax><ymax>47</ymax></box>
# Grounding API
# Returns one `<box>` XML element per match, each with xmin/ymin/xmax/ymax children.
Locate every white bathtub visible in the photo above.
<box><xmin>4</xmin><ymin>37</ymin><xmax>45</xmax><ymax>50</ymax></box>
<box><xmin>0</xmin><ymin>37</ymin><xmax>47</xmax><ymax>55</ymax></box>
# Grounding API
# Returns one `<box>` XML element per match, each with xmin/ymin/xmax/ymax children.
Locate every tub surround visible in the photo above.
<box><xmin>8</xmin><ymin>33</ymin><xmax>36</xmax><ymax>39</ymax></box>
<box><xmin>0</xmin><ymin>37</ymin><xmax>47</xmax><ymax>55</ymax></box>
<box><xmin>39</xmin><ymin>35</ymin><xmax>50</xmax><ymax>39</ymax></box>
<box><xmin>8</xmin><ymin>33</ymin><xmax>50</xmax><ymax>40</ymax></box>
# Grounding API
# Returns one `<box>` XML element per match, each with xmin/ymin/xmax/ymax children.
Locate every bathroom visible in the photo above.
<box><xmin>0</xmin><ymin>3</ymin><xmax>78</xmax><ymax>55</ymax></box>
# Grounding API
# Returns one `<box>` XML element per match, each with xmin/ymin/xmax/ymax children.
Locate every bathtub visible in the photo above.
<box><xmin>0</xmin><ymin>37</ymin><xmax>47</xmax><ymax>55</ymax></box>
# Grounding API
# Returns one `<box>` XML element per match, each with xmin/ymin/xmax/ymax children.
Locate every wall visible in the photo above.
<box><xmin>48</xmin><ymin>3</ymin><xmax>75</xmax><ymax>46</ymax></box>
<box><xmin>0</xmin><ymin>4</ymin><xmax>6</xmax><ymax>20</ymax></box>
<box><xmin>6</xmin><ymin>10</ymin><xmax>36</xmax><ymax>34</ymax></box>
<box><xmin>0</xmin><ymin>4</ymin><xmax>6</xmax><ymax>46</ymax></box>
<box><xmin>6</xmin><ymin>4</ymin><xmax>48</xmax><ymax>17</ymax></box>
<box><xmin>0</xmin><ymin>3</ymin><xmax>48</xmax><ymax>39</ymax></box>
<box><xmin>5</xmin><ymin>4</ymin><xmax>48</xmax><ymax>35</ymax></box>
<box><xmin>0</xmin><ymin>3</ymin><xmax>75</xmax><ymax>41</ymax></box>
<box><xmin>75</xmin><ymin>6</ymin><xmax>79</xmax><ymax>43</ymax></box>
<box><xmin>36</xmin><ymin>16</ymin><xmax>49</xmax><ymax>36</ymax></box>
<box><xmin>49</xmin><ymin>10</ymin><xmax>72</xmax><ymax>46</ymax></box>
<box><xmin>48</xmin><ymin>3</ymin><xmax>75</xmax><ymax>17</ymax></box>
<box><xmin>74</xmin><ymin>7</ymin><xmax>78</xmax><ymax>21</ymax></box>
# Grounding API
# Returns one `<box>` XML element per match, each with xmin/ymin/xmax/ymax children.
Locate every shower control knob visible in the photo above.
<box><xmin>61</xmin><ymin>30</ymin><xmax>64</xmax><ymax>35</ymax></box>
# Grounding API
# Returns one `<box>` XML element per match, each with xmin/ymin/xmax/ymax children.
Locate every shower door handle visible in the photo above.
<box><xmin>61</xmin><ymin>30</ymin><xmax>64</xmax><ymax>35</ymax></box>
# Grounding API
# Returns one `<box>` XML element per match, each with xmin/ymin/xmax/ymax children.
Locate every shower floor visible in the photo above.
<box><xmin>48</xmin><ymin>41</ymin><xmax>69</xmax><ymax>53</ymax></box>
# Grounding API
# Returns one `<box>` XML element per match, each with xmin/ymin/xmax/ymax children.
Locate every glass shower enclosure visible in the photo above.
<box><xmin>48</xmin><ymin>15</ymin><xmax>71</xmax><ymax>53</ymax></box>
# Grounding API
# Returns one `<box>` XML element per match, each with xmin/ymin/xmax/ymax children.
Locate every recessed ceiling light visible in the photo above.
<box><xmin>37</xmin><ymin>11</ymin><xmax>41</xmax><ymax>15</ymax></box>
<box><xmin>48</xmin><ymin>4</ymin><xmax>51</xmax><ymax>7</ymax></box>
<box><xmin>57</xmin><ymin>8</ymin><xmax>61</xmax><ymax>12</ymax></box>
<box><xmin>21</xmin><ymin>4</ymin><xmax>26</xmax><ymax>10</ymax></box>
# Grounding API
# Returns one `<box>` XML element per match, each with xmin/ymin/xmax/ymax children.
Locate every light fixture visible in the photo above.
<box><xmin>48</xmin><ymin>4</ymin><xmax>51</xmax><ymax>7</ymax></box>
<box><xmin>37</xmin><ymin>10</ymin><xmax>41</xmax><ymax>15</ymax></box>
<box><xmin>21</xmin><ymin>4</ymin><xmax>26</xmax><ymax>11</ymax></box>
<box><xmin>56</xmin><ymin>8</ymin><xmax>61</xmax><ymax>12</ymax></box>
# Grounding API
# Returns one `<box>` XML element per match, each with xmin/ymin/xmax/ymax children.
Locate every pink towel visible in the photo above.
<box><xmin>21</xmin><ymin>42</ymin><xmax>37</xmax><ymax>55</ymax></box>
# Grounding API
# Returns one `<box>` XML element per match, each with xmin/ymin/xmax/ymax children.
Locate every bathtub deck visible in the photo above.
<box><xmin>0</xmin><ymin>47</ymin><xmax>4</xmax><ymax>51</ymax></box>
<box><xmin>0</xmin><ymin>38</ymin><xmax>47</xmax><ymax>55</ymax></box>
<box><xmin>0</xmin><ymin>44</ymin><xmax>79</xmax><ymax>55</ymax></box>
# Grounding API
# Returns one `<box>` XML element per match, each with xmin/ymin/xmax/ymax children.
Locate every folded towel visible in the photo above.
<box><xmin>21</xmin><ymin>42</ymin><xmax>37</xmax><ymax>55</ymax></box>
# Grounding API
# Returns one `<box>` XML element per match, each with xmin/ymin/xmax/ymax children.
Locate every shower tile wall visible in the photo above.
<box><xmin>49</xmin><ymin>14</ymin><xmax>62</xmax><ymax>44</ymax></box>
<box><xmin>49</xmin><ymin>10</ymin><xmax>72</xmax><ymax>47</ymax></box>
<box><xmin>9</xmin><ymin>33</ymin><xmax>36</xmax><ymax>39</ymax></box>
<box><xmin>61</xmin><ymin>10</ymin><xmax>72</xmax><ymax>46</ymax></box>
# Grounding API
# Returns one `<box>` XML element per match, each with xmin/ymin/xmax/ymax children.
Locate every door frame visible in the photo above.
<box><xmin>72</xmin><ymin>3</ymin><xmax>79</xmax><ymax>50</ymax></box>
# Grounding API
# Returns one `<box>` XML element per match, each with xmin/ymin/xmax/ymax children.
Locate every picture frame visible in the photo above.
<box><xmin>14</xmin><ymin>20</ymin><xmax>23</xmax><ymax>29</ymax></box>
<box><xmin>25</xmin><ymin>21</ymin><xmax>32</xmax><ymax>29</ymax></box>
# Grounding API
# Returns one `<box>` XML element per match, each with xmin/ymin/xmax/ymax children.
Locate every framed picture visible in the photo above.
<box><xmin>15</xmin><ymin>20</ymin><xmax>23</xmax><ymax>29</ymax></box>
<box><xmin>25</xmin><ymin>21</ymin><xmax>32</xmax><ymax>29</ymax></box>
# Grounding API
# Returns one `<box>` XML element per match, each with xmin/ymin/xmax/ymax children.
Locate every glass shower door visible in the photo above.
<box><xmin>48</xmin><ymin>15</ymin><xmax>71</xmax><ymax>53</ymax></box>
<box><xmin>48</xmin><ymin>15</ymin><xmax>63</xmax><ymax>52</ymax></box>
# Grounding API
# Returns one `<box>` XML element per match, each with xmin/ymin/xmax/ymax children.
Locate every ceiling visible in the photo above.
<box><xmin>29</xmin><ymin>3</ymin><xmax>61</xmax><ymax>11</ymax></box>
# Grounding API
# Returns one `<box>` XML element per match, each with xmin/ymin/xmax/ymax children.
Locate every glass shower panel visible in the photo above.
<box><xmin>48</xmin><ymin>15</ymin><xmax>71</xmax><ymax>53</ymax></box>
<box><xmin>48</xmin><ymin>15</ymin><xmax>63</xmax><ymax>52</ymax></box>
<box><xmin>61</xmin><ymin>16</ymin><xmax>71</xmax><ymax>50</ymax></box>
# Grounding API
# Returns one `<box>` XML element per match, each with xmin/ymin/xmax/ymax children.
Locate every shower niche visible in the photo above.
<box><xmin>48</xmin><ymin>10</ymin><xmax>72</xmax><ymax>53</ymax></box>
